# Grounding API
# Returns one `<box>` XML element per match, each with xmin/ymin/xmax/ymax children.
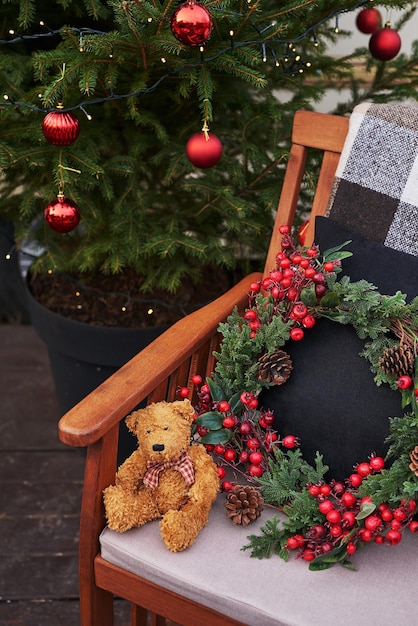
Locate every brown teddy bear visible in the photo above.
<box><xmin>103</xmin><ymin>399</ymin><xmax>220</xmax><ymax>552</ymax></box>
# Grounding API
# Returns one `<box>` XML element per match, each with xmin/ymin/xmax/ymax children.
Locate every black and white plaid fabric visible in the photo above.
<box><xmin>326</xmin><ymin>102</ymin><xmax>418</xmax><ymax>257</ymax></box>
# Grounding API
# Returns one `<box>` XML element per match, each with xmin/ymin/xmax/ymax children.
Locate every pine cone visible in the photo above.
<box><xmin>257</xmin><ymin>349</ymin><xmax>293</xmax><ymax>385</ymax></box>
<box><xmin>378</xmin><ymin>344</ymin><xmax>414</xmax><ymax>378</ymax></box>
<box><xmin>409</xmin><ymin>446</ymin><xmax>418</xmax><ymax>476</ymax></box>
<box><xmin>225</xmin><ymin>485</ymin><xmax>264</xmax><ymax>526</ymax></box>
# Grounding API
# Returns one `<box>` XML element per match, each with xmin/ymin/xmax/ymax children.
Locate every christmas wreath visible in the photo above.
<box><xmin>187</xmin><ymin>225</ymin><xmax>418</xmax><ymax>570</ymax></box>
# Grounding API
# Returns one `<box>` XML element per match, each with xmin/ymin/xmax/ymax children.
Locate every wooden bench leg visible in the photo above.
<box><xmin>80</xmin><ymin>585</ymin><xmax>114</xmax><ymax>626</ymax></box>
<box><xmin>130</xmin><ymin>604</ymin><xmax>148</xmax><ymax>625</ymax></box>
<box><xmin>130</xmin><ymin>605</ymin><xmax>168</xmax><ymax>626</ymax></box>
<box><xmin>149</xmin><ymin>613</ymin><xmax>167</xmax><ymax>626</ymax></box>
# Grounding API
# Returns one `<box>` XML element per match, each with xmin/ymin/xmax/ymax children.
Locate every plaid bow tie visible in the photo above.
<box><xmin>143</xmin><ymin>450</ymin><xmax>195</xmax><ymax>490</ymax></box>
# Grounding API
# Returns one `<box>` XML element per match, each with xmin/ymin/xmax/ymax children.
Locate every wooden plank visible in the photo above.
<box><xmin>0</xmin><ymin>599</ymin><xmax>82</xmax><ymax>626</ymax></box>
<box><xmin>0</xmin><ymin>598</ymin><xmax>131</xmax><ymax>626</ymax></box>
<box><xmin>0</xmin><ymin>325</ymin><xmax>51</xmax><ymax>368</ymax></box>
<box><xmin>0</xmin><ymin>481</ymin><xmax>83</xmax><ymax>518</ymax></box>
<box><xmin>304</xmin><ymin>149</ymin><xmax>343</xmax><ymax>246</ymax></box>
<box><xmin>0</xmin><ymin>553</ymin><xmax>79</xmax><ymax>600</ymax></box>
<box><xmin>0</xmin><ymin>514</ymin><xmax>80</xmax><ymax>554</ymax></box>
<box><xmin>292</xmin><ymin>110</ymin><xmax>349</xmax><ymax>152</ymax></box>
<box><xmin>96</xmin><ymin>557</ymin><xmax>245</xmax><ymax>626</ymax></box>
<box><xmin>0</xmin><ymin>450</ymin><xmax>85</xmax><ymax>482</ymax></box>
<box><xmin>0</xmin><ymin>326</ymin><xmax>87</xmax><ymax>623</ymax></box>
<box><xmin>0</xmin><ymin>326</ymin><xmax>62</xmax><ymax>451</ymax></box>
<box><xmin>264</xmin><ymin>142</ymin><xmax>307</xmax><ymax>275</ymax></box>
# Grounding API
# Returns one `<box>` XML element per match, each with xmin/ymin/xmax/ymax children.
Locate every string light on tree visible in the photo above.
<box><xmin>42</xmin><ymin>104</ymin><xmax>80</xmax><ymax>146</ymax></box>
<box><xmin>369</xmin><ymin>23</ymin><xmax>401</xmax><ymax>61</ymax></box>
<box><xmin>185</xmin><ymin>124</ymin><xmax>223</xmax><ymax>168</ymax></box>
<box><xmin>0</xmin><ymin>1</ymin><xmax>396</xmax><ymax>120</ymax></box>
<box><xmin>170</xmin><ymin>0</ymin><xmax>213</xmax><ymax>47</ymax></box>
<box><xmin>44</xmin><ymin>193</ymin><xmax>81</xmax><ymax>233</ymax></box>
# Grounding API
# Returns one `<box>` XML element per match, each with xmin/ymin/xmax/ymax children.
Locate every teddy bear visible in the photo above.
<box><xmin>103</xmin><ymin>398</ymin><xmax>220</xmax><ymax>552</ymax></box>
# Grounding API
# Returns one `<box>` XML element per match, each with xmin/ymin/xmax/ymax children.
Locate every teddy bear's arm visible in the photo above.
<box><xmin>114</xmin><ymin>450</ymin><xmax>149</xmax><ymax>491</ymax></box>
<box><xmin>187</xmin><ymin>444</ymin><xmax>220</xmax><ymax>504</ymax></box>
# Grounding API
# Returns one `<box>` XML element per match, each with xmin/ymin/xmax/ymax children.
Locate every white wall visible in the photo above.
<box><xmin>315</xmin><ymin>6</ymin><xmax>416</xmax><ymax>112</ymax></box>
<box><xmin>333</xmin><ymin>7</ymin><xmax>415</xmax><ymax>56</ymax></box>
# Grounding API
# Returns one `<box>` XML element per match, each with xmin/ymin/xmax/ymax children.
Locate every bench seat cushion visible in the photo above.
<box><xmin>100</xmin><ymin>493</ymin><xmax>417</xmax><ymax>626</ymax></box>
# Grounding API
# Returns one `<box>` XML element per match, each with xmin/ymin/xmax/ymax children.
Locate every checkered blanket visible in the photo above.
<box><xmin>326</xmin><ymin>102</ymin><xmax>418</xmax><ymax>257</ymax></box>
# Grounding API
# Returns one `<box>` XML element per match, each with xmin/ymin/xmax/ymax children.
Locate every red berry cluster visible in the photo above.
<box><xmin>246</xmin><ymin>225</ymin><xmax>338</xmax><ymax>342</ymax></box>
<box><xmin>286</xmin><ymin>457</ymin><xmax>418</xmax><ymax>563</ymax></box>
<box><xmin>396</xmin><ymin>375</ymin><xmax>418</xmax><ymax>397</ymax></box>
<box><xmin>176</xmin><ymin>374</ymin><xmax>205</xmax><ymax>401</ymax></box>
<box><xmin>191</xmin><ymin>380</ymin><xmax>298</xmax><ymax>490</ymax></box>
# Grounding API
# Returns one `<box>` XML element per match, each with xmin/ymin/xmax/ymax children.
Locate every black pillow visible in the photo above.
<box><xmin>259</xmin><ymin>217</ymin><xmax>418</xmax><ymax>481</ymax></box>
<box><xmin>314</xmin><ymin>216</ymin><xmax>418</xmax><ymax>302</ymax></box>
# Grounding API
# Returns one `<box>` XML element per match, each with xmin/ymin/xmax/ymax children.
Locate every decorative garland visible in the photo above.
<box><xmin>186</xmin><ymin>226</ymin><xmax>418</xmax><ymax>570</ymax></box>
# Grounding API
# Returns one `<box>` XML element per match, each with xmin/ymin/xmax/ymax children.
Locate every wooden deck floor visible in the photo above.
<box><xmin>0</xmin><ymin>325</ymin><xmax>130</xmax><ymax>625</ymax></box>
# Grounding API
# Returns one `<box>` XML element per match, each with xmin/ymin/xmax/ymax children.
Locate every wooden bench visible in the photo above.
<box><xmin>57</xmin><ymin>111</ymin><xmax>418</xmax><ymax>626</ymax></box>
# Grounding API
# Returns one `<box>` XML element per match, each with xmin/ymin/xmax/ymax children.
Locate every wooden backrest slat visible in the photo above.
<box><xmin>304</xmin><ymin>149</ymin><xmax>343</xmax><ymax>246</ymax></box>
<box><xmin>264</xmin><ymin>110</ymin><xmax>348</xmax><ymax>274</ymax></box>
<box><xmin>264</xmin><ymin>142</ymin><xmax>308</xmax><ymax>275</ymax></box>
<box><xmin>148</xmin><ymin>379</ymin><xmax>170</xmax><ymax>405</ymax></box>
<box><xmin>292</xmin><ymin>110</ymin><xmax>349</xmax><ymax>152</ymax></box>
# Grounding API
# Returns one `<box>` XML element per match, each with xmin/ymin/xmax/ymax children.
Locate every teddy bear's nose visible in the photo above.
<box><xmin>152</xmin><ymin>443</ymin><xmax>165</xmax><ymax>452</ymax></box>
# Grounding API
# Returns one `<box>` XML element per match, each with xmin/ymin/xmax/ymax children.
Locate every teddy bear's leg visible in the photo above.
<box><xmin>103</xmin><ymin>484</ymin><xmax>160</xmax><ymax>533</ymax></box>
<box><xmin>160</xmin><ymin>501</ymin><xmax>213</xmax><ymax>552</ymax></box>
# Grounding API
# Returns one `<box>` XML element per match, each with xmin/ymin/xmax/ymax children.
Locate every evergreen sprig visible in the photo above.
<box><xmin>256</xmin><ymin>448</ymin><xmax>329</xmax><ymax>507</ymax></box>
<box><xmin>212</xmin><ymin>302</ymin><xmax>293</xmax><ymax>395</ymax></box>
<box><xmin>244</xmin><ymin>453</ymin><xmax>328</xmax><ymax>560</ymax></box>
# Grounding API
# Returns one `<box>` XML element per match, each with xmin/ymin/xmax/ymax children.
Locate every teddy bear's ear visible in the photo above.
<box><xmin>171</xmin><ymin>399</ymin><xmax>195</xmax><ymax>424</ymax></box>
<box><xmin>125</xmin><ymin>409</ymin><xmax>142</xmax><ymax>433</ymax></box>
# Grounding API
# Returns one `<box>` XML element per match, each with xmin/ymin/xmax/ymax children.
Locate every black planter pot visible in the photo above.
<box><xmin>26</xmin><ymin>284</ymin><xmax>167</xmax><ymax>460</ymax></box>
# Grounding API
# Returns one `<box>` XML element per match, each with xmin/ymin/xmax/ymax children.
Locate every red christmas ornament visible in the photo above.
<box><xmin>356</xmin><ymin>7</ymin><xmax>382</xmax><ymax>34</ymax></box>
<box><xmin>171</xmin><ymin>1</ymin><xmax>213</xmax><ymax>47</ymax></box>
<box><xmin>42</xmin><ymin>106</ymin><xmax>80</xmax><ymax>146</ymax></box>
<box><xmin>44</xmin><ymin>194</ymin><xmax>81</xmax><ymax>233</ymax></box>
<box><xmin>186</xmin><ymin>131</ymin><xmax>223</xmax><ymax>168</ymax></box>
<box><xmin>369</xmin><ymin>26</ymin><xmax>401</xmax><ymax>61</ymax></box>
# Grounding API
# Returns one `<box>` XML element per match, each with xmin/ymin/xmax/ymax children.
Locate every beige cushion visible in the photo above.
<box><xmin>100</xmin><ymin>494</ymin><xmax>417</xmax><ymax>626</ymax></box>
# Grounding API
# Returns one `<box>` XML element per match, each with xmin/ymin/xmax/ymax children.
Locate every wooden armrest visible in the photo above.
<box><xmin>58</xmin><ymin>272</ymin><xmax>262</xmax><ymax>448</ymax></box>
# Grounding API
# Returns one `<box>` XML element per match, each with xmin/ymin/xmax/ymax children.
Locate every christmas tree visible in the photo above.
<box><xmin>0</xmin><ymin>0</ymin><xmax>416</xmax><ymax>326</ymax></box>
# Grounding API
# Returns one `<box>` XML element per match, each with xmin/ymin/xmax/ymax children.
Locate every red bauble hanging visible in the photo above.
<box><xmin>186</xmin><ymin>131</ymin><xmax>222</xmax><ymax>168</ymax></box>
<box><xmin>171</xmin><ymin>1</ymin><xmax>213</xmax><ymax>47</ymax></box>
<box><xmin>44</xmin><ymin>194</ymin><xmax>81</xmax><ymax>233</ymax></box>
<box><xmin>369</xmin><ymin>26</ymin><xmax>401</xmax><ymax>61</ymax></box>
<box><xmin>356</xmin><ymin>7</ymin><xmax>382</xmax><ymax>34</ymax></box>
<box><xmin>42</xmin><ymin>107</ymin><xmax>80</xmax><ymax>146</ymax></box>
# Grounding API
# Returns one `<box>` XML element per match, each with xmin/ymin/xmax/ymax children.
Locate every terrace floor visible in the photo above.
<box><xmin>0</xmin><ymin>324</ymin><xmax>130</xmax><ymax>625</ymax></box>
